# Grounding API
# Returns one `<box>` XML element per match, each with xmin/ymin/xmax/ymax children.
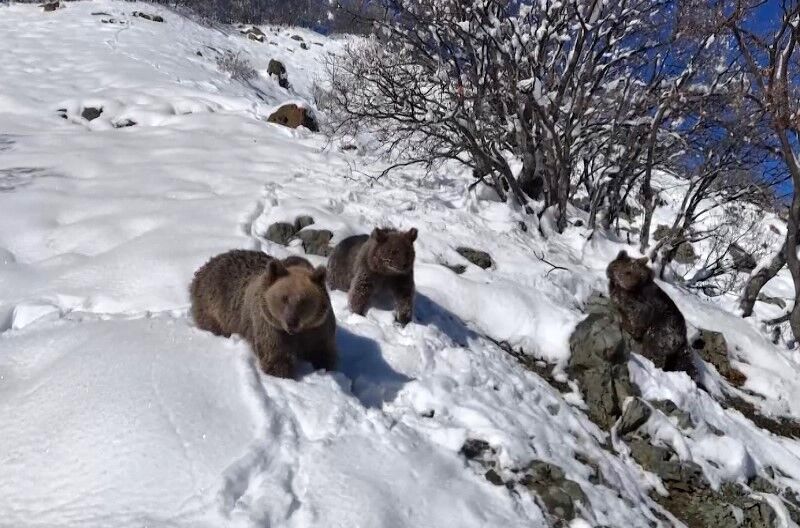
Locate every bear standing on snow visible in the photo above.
<box><xmin>327</xmin><ymin>227</ymin><xmax>417</xmax><ymax>325</ymax></box>
<box><xmin>607</xmin><ymin>250</ymin><xmax>695</xmax><ymax>376</ymax></box>
<box><xmin>190</xmin><ymin>250</ymin><xmax>336</xmax><ymax>378</ymax></box>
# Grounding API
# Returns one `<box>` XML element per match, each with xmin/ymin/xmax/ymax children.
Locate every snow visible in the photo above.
<box><xmin>3</xmin><ymin>1</ymin><xmax>800</xmax><ymax>526</ymax></box>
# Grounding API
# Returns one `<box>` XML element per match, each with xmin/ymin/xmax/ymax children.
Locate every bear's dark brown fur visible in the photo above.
<box><xmin>327</xmin><ymin>227</ymin><xmax>417</xmax><ymax>325</ymax></box>
<box><xmin>190</xmin><ymin>250</ymin><xmax>336</xmax><ymax>378</ymax></box>
<box><xmin>607</xmin><ymin>250</ymin><xmax>695</xmax><ymax>376</ymax></box>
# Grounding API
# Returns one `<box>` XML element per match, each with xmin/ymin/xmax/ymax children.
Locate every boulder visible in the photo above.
<box><xmin>242</xmin><ymin>27</ymin><xmax>265</xmax><ymax>42</ymax></box>
<box><xmin>617</xmin><ymin>397</ymin><xmax>651</xmax><ymax>437</ymax></box>
<box><xmin>484</xmin><ymin>469</ymin><xmax>504</xmax><ymax>486</ymax></box>
<box><xmin>293</xmin><ymin>215</ymin><xmax>315</xmax><ymax>231</ymax></box>
<box><xmin>41</xmin><ymin>1</ymin><xmax>59</xmax><ymax>12</ymax></box>
<box><xmin>267</xmin><ymin>104</ymin><xmax>319</xmax><ymax>132</ymax></box>
<box><xmin>628</xmin><ymin>439</ymin><xmax>707</xmax><ymax>491</ymax></box>
<box><xmin>132</xmin><ymin>11</ymin><xmax>164</xmax><ymax>22</ymax></box>
<box><xmin>690</xmin><ymin>329</ymin><xmax>746</xmax><ymax>387</ymax></box>
<box><xmin>729</xmin><ymin>243</ymin><xmax>757</xmax><ymax>272</ymax></box>
<box><xmin>456</xmin><ymin>247</ymin><xmax>493</xmax><ymax>269</ymax></box>
<box><xmin>651</xmin><ymin>399</ymin><xmax>694</xmax><ymax>430</ymax></box>
<box><xmin>264</xmin><ymin>222</ymin><xmax>297</xmax><ymax>246</ymax></box>
<box><xmin>568</xmin><ymin>310</ymin><xmax>635</xmax><ymax>430</ymax></box>
<box><xmin>290</xmin><ymin>34</ymin><xmax>304</xmax><ymax>41</ymax></box>
<box><xmin>113</xmin><ymin>118</ymin><xmax>136</xmax><ymax>128</ymax></box>
<box><xmin>520</xmin><ymin>461</ymin><xmax>587</xmax><ymax>522</ymax></box>
<box><xmin>297</xmin><ymin>229</ymin><xmax>333</xmax><ymax>257</ymax></box>
<box><xmin>443</xmin><ymin>263</ymin><xmax>467</xmax><ymax>275</ymax></box>
<box><xmin>569</xmin><ymin>312</ymin><xmax>628</xmax><ymax>369</ymax></box>
<box><xmin>629</xmin><ymin>436</ymin><xmax>780</xmax><ymax>527</ymax></box>
<box><xmin>459</xmin><ymin>438</ymin><xmax>494</xmax><ymax>461</ymax></box>
<box><xmin>81</xmin><ymin>107</ymin><xmax>103</xmax><ymax>122</ymax></box>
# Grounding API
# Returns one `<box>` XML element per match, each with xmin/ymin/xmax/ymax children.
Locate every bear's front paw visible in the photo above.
<box><xmin>395</xmin><ymin>312</ymin><xmax>412</xmax><ymax>327</ymax></box>
<box><xmin>261</xmin><ymin>357</ymin><xmax>295</xmax><ymax>379</ymax></box>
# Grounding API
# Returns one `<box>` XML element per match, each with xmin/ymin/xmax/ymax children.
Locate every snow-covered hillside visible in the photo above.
<box><xmin>2</xmin><ymin>2</ymin><xmax>800</xmax><ymax>527</ymax></box>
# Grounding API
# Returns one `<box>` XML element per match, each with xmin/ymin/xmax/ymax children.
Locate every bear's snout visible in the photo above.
<box><xmin>283</xmin><ymin>308</ymin><xmax>300</xmax><ymax>334</ymax></box>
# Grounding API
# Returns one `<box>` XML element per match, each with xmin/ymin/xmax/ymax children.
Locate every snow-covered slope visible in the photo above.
<box><xmin>2</xmin><ymin>2</ymin><xmax>800</xmax><ymax>527</ymax></box>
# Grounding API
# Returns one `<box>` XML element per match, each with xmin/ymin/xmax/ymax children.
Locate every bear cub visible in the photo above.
<box><xmin>190</xmin><ymin>250</ymin><xmax>336</xmax><ymax>378</ymax></box>
<box><xmin>607</xmin><ymin>250</ymin><xmax>695</xmax><ymax>376</ymax></box>
<box><xmin>327</xmin><ymin>227</ymin><xmax>417</xmax><ymax>325</ymax></box>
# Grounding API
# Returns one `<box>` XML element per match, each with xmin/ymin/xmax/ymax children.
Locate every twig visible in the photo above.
<box><xmin>533</xmin><ymin>250</ymin><xmax>569</xmax><ymax>277</ymax></box>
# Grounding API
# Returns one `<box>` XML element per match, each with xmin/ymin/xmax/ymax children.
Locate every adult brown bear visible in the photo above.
<box><xmin>190</xmin><ymin>250</ymin><xmax>336</xmax><ymax>377</ymax></box>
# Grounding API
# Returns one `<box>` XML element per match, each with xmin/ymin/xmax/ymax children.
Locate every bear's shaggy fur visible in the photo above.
<box><xmin>190</xmin><ymin>250</ymin><xmax>336</xmax><ymax>378</ymax></box>
<box><xmin>327</xmin><ymin>227</ymin><xmax>417</xmax><ymax>325</ymax></box>
<box><xmin>607</xmin><ymin>250</ymin><xmax>694</xmax><ymax>375</ymax></box>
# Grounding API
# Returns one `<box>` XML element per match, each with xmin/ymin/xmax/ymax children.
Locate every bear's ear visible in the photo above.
<box><xmin>636</xmin><ymin>256</ymin><xmax>649</xmax><ymax>265</ymax></box>
<box><xmin>371</xmin><ymin>227</ymin><xmax>388</xmax><ymax>242</ymax></box>
<box><xmin>265</xmin><ymin>259</ymin><xmax>289</xmax><ymax>285</ymax></box>
<box><xmin>406</xmin><ymin>227</ymin><xmax>418</xmax><ymax>242</ymax></box>
<box><xmin>310</xmin><ymin>265</ymin><xmax>326</xmax><ymax>285</ymax></box>
<box><xmin>616</xmin><ymin>250</ymin><xmax>629</xmax><ymax>260</ymax></box>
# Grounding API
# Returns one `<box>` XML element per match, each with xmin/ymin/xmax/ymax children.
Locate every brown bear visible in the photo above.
<box><xmin>190</xmin><ymin>250</ymin><xmax>336</xmax><ymax>378</ymax></box>
<box><xmin>607</xmin><ymin>251</ymin><xmax>695</xmax><ymax>376</ymax></box>
<box><xmin>327</xmin><ymin>227</ymin><xmax>417</xmax><ymax>325</ymax></box>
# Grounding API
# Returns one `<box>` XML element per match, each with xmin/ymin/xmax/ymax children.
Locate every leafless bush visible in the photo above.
<box><xmin>216</xmin><ymin>51</ymin><xmax>256</xmax><ymax>82</ymax></box>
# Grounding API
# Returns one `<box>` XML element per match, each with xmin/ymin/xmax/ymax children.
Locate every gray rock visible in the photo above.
<box><xmin>456</xmin><ymin>247</ymin><xmax>493</xmax><ymax>269</ymax></box>
<box><xmin>583</xmin><ymin>291</ymin><xmax>613</xmax><ymax>315</ymax></box>
<box><xmin>730</xmin><ymin>243</ymin><xmax>757</xmax><ymax>272</ymax></box>
<box><xmin>81</xmin><ymin>107</ymin><xmax>103</xmax><ymax>121</ymax></box>
<box><xmin>651</xmin><ymin>399</ymin><xmax>694</xmax><ymax>430</ymax></box>
<box><xmin>132</xmin><ymin>11</ymin><xmax>164</xmax><ymax>22</ymax></box>
<box><xmin>290</xmin><ymin>34</ymin><xmax>304</xmax><ymax>41</ymax></box>
<box><xmin>294</xmin><ymin>215</ymin><xmax>315</xmax><ymax>231</ymax></box>
<box><xmin>297</xmin><ymin>229</ymin><xmax>333</xmax><ymax>256</ymax></box>
<box><xmin>690</xmin><ymin>329</ymin><xmax>746</xmax><ymax>386</ymax></box>
<box><xmin>113</xmin><ymin>119</ymin><xmax>136</xmax><ymax>128</ymax></box>
<box><xmin>618</xmin><ymin>397</ymin><xmax>651</xmax><ymax>437</ymax></box>
<box><xmin>460</xmin><ymin>438</ymin><xmax>492</xmax><ymax>460</ymax></box>
<box><xmin>41</xmin><ymin>1</ymin><xmax>59</xmax><ymax>12</ymax></box>
<box><xmin>568</xmin><ymin>310</ymin><xmax>635</xmax><ymax>430</ymax></box>
<box><xmin>569</xmin><ymin>313</ymin><xmax>627</xmax><ymax>370</ymax></box>
<box><xmin>579</xmin><ymin>364</ymin><xmax>635</xmax><ymax>430</ymax></box>
<box><xmin>443</xmin><ymin>263</ymin><xmax>467</xmax><ymax>275</ymax></box>
<box><xmin>628</xmin><ymin>439</ymin><xmax>706</xmax><ymax>490</ymax></box>
<box><xmin>242</xmin><ymin>27</ymin><xmax>265</xmax><ymax>42</ymax></box>
<box><xmin>265</xmin><ymin>222</ymin><xmax>297</xmax><ymax>246</ymax></box>
<box><xmin>627</xmin><ymin>429</ymin><xmax>784</xmax><ymax>527</ymax></box>
<box><xmin>484</xmin><ymin>468</ymin><xmax>504</xmax><ymax>486</ymax></box>
<box><xmin>521</xmin><ymin>461</ymin><xmax>586</xmax><ymax>522</ymax></box>
<box><xmin>300</xmin><ymin>42</ymin><xmax>309</xmax><ymax>50</ymax></box>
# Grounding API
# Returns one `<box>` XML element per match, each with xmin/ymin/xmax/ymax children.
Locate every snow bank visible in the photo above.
<box><xmin>3</xmin><ymin>2</ymin><xmax>800</xmax><ymax>526</ymax></box>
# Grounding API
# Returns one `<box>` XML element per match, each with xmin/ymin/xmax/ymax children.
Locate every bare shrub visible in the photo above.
<box><xmin>216</xmin><ymin>51</ymin><xmax>256</xmax><ymax>82</ymax></box>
